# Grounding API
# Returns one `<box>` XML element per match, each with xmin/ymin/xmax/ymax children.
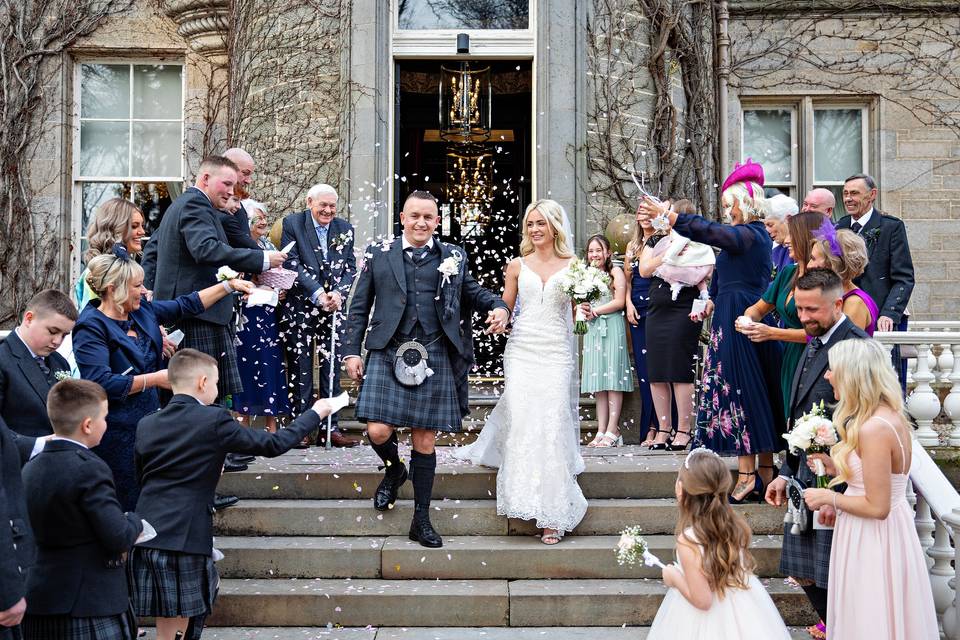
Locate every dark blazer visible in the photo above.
<box><xmin>0</xmin><ymin>423</ymin><xmax>36</xmax><ymax>614</ymax></box>
<box><xmin>72</xmin><ymin>294</ymin><xmax>205</xmax><ymax>403</ymax></box>
<box><xmin>22</xmin><ymin>439</ymin><xmax>141</xmax><ymax>617</ymax></box>
<box><xmin>220</xmin><ymin>203</ymin><xmax>260</xmax><ymax>250</ymax></box>
<box><xmin>0</xmin><ymin>332</ymin><xmax>70</xmax><ymax>437</ymax></box>
<box><xmin>343</xmin><ymin>237</ymin><xmax>509</xmax><ymax>360</ymax></box>
<box><xmin>141</xmin><ymin>187</ymin><xmax>264</xmax><ymax>326</ymax></box>
<box><xmin>836</xmin><ymin>209</ymin><xmax>915</xmax><ymax>324</ymax></box>
<box><xmin>281</xmin><ymin>212</ymin><xmax>357</xmax><ymax>307</ymax></box>
<box><xmin>780</xmin><ymin>317</ymin><xmax>870</xmax><ymax>480</ymax></box>
<box><xmin>135</xmin><ymin>395</ymin><xmax>321</xmax><ymax>555</ymax></box>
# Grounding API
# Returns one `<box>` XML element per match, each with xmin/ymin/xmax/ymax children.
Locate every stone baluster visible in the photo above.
<box><xmin>914</xmin><ymin>490</ymin><xmax>935</xmax><ymax>570</ymax></box>
<box><xmin>938</xmin><ymin>344</ymin><xmax>955</xmax><ymax>385</ymax></box>
<box><xmin>908</xmin><ymin>343</ymin><xmax>942</xmax><ymax>447</ymax></box>
<box><xmin>940</xmin><ymin>509</ymin><xmax>960</xmax><ymax>639</ymax></box>
<box><xmin>930</xmin><ymin>518</ymin><xmax>955</xmax><ymax>634</ymax></box>
<box><xmin>945</xmin><ymin>344</ymin><xmax>960</xmax><ymax>446</ymax></box>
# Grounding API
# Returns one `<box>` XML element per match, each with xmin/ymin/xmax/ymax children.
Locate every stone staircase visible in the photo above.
<box><xmin>205</xmin><ymin>443</ymin><xmax>818</xmax><ymax>638</ymax></box>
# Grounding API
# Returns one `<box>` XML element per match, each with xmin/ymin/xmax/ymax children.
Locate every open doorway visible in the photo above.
<box><xmin>394</xmin><ymin>59</ymin><xmax>532</xmax><ymax>378</ymax></box>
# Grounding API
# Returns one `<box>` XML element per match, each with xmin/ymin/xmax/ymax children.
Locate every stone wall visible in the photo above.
<box><xmin>728</xmin><ymin>7</ymin><xmax>960</xmax><ymax>319</ymax></box>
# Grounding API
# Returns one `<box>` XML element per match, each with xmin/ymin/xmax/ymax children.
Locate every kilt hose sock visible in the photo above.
<box><xmin>410</xmin><ymin>449</ymin><xmax>437</xmax><ymax>513</ymax></box>
<box><xmin>371</xmin><ymin>431</ymin><xmax>402</xmax><ymax>476</ymax></box>
<box><xmin>801</xmin><ymin>584</ymin><xmax>829</xmax><ymax>622</ymax></box>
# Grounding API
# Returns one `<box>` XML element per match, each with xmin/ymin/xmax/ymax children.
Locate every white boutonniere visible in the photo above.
<box><xmin>216</xmin><ymin>266</ymin><xmax>239</xmax><ymax>281</ymax></box>
<box><xmin>331</xmin><ymin>231</ymin><xmax>353</xmax><ymax>252</ymax></box>
<box><xmin>54</xmin><ymin>370</ymin><xmax>72</xmax><ymax>382</ymax></box>
<box><xmin>438</xmin><ymin>249</ymin><xmax>463</xmax><ymax>286</ymax></box>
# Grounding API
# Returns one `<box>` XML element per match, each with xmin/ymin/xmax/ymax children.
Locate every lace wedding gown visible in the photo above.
<box><xmin>455</xmin><ymin>258</ymin><xmax>588</xmax><ymax>532</ymax></box>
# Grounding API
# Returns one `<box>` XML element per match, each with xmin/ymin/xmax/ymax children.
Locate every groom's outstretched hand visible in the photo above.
<box><xmin>345</xmin><ymin>356</ymin><xmax>364</xmax><ymax>381</ymax></box>
<box><xmin>485</xmin><ymin>308</ymin><xmax>510</xmax><ymax>334</ymax></box>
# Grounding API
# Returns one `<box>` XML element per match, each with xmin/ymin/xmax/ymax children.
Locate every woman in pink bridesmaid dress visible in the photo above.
<box><xmin>804</xmin><ymin>338</ymin><xmax>937</xmax><ymax>640</ymax></box>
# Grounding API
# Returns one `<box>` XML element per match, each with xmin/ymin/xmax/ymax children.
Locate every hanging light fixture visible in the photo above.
<box><xmin>439</xmin><ymin>62</ymin><xmax>492</xmax><ymax>144</ymax></box>
<box><xmin>446</xmin><ymin>145</ymin><xmax>494</xmax><ymax>236</ymax></box>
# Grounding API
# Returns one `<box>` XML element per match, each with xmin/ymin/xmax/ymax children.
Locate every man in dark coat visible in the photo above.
<box><xmin>141</xmin><ymin>155</ymin><xmax>286</xmax><ymax>401</ymax></box>
<box><xmin>344</xmin><ymin>191</ymin><xmax>510</xmax><ymax>548</ymax></box>
<box><xmin>765</xmin><ymin>268</ymin><xmax>869</xmax><ymax>629</ymax></box>
<box><xmin>0</xmin><ymin>290</ymin><xmax>75</xmax><ymax>438</ymax></box>
<box><xmin>280</xmin><ymin>183</ymin><xmax>358</xmax><ymax>447</ymax></box>
<box><xmin>220</xmin><ymin>148</ymin><xmax>260</xmax><ymax>250</ymax></box>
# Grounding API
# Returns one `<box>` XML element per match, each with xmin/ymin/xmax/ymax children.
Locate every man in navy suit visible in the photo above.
<box><xmin>280</xmin><ymin>184</ymin><xmax>359</xmax><ymax>447</ymax></box>
<box><xmin>142</xmin><ymin>156</ymin><xmax>287</xmax><ymax>402</ymax></box>
<box><xmin>0</xmin><ymin>290</ymin><xmax>76</xmax><ymax>437</ymax></box>
<box><xmin>220</xmin><ymin>148</ymin><xmax>260</xmax><ymax>250</ymax></box>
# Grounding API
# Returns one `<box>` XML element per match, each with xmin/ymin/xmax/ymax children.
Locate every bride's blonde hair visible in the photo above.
<box><xmin>519</xmin><ymin>199</ymin><xmax>574</xmax><ymax>258</ymax></box>
<box><xmin>827</xmin><ymin>339</ymin><xmax>908</xmax><ymax>487</ymax></box>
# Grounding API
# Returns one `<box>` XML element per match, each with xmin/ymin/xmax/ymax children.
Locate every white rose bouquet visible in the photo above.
<box><xmin>783</xmin><ymin>400</ymin><xmax>838</xmax><ymax>488</ymax></box>
<box><xmin>558</xmin><ymin>259</ymin><xmax>611</xmax><ymax>335</ymax></box>
<box><xmin>615</xmin><ymin>525</ymin><xmax>664</xmax><ymax>568</ymax></box>
<box><xmin>216</xmin><ymin>265</ymin><xmax>239</xmax><ymax>281</ymax></box>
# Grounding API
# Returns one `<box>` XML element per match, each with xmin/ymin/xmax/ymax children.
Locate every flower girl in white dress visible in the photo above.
<box><xmin>648</xmin><ymin>448</ymin><xmax>791</xmax><ymax>640</ymax></box>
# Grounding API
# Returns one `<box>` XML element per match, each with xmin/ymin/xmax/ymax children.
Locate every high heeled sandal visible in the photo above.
<box><xmin>647</xmin><ymin>428</ymin><xmax>672</xmax><ymax>451</ymax></box>
<box><xmin>728</xmin><ymin>471</ymin><xmax>763</xmax><ymax>505</ymax></box>
<box><xmin>758</xmin><ymin>463</ymin><xmax>779</xmax><ymax>488</ymax></box>
<box><xmin>586</xmin><ymin>432</ymin><xmax>606</xmax><ymax>448</ymax></box>
<box><xmin>665</xmin><ymin>429</ymin><xmax>692</xmax><ymax>452</ymax></box>
<box><xmin>541</xmin><ymin>529</ymin><xmax>565</xmax><ymax>545</ymax></box>
<box><xmin>595</xmin><ymin>432</ymin><xmax>623</xmax><ymax>448</ymax></box>
<box><xmin>807</xmin><ymin>620</ymin><xmax>826</xmax><ymax>639</ymax></box>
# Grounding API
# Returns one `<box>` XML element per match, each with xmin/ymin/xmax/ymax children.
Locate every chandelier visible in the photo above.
<box><xmin>446</xmin><ymin>146</ymin><xmax>494</xmax><ymax>236</ymax></box>
<box><xmin>439</xmin><ymin>62</ymin><xmax>492</xmax><ymax>144</ymax></box>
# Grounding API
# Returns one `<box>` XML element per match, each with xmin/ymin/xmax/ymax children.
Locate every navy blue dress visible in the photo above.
<box><xmin>73</xmin><ymin>293</ymin><xmax>205</xmax><ymax>510</ymax></box>
<box><xmin>233</xmin><ymin>303</ymin><xmax>291</xmax><ymax>416</ymax></box>
<box><xmin>671</xmin><ymin>215</ymin><xmax>785</xmax><ymax>456</ymax></box>
<box><xmin>628</xmin><ymin>262</ymin><xmax>657</xmax><ymax>441</ymax></box>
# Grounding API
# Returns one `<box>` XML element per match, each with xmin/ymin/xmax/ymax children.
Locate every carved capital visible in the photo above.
<box><xmin>162</xmin><ymin>0</ymin><xmax>229</xmax><ymax>58</ymax></box>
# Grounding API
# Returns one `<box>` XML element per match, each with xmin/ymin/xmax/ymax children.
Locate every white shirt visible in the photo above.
<box><xmin>13</xmin><ymin>327</ymin><xmax>38</xmax><ymax>359</ymax></box>
<box><xmin>819</xmin><ymin>313</ymin><xmax>848</xmax><ymax>346</ymax></box>
<box><xmin>851</xmin><ymin>207</ymin><xmax>874</xmax><ymax>231</ymax></box>
<box><xmin>401</xmin><ymin>236</ymin><xmax>435</xmax><ymax>251</ymax></box>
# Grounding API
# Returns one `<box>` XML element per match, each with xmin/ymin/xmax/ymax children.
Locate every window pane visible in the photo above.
<box><xmin>742</xmin><ymin>109</ymin><xmax>793</xmax><ymax>184</ymax></box>
<box><xmin>398</xmin><ymin>0</ymin><xmax>529</xmax><ymax>29</ymax></box>
<box><xmin>130</xmin><ymin>182</ymin><xmax>181</xmax><ymax>236</ymax></box>
<box><xmin>80</xmin><ymin>64</ymin><xmax>130</xmax><ymax>119</ymax></box>
<box><xmin>814</xmin><ymin>109</ymin><xmax>863</xmax><ymax>183</ymax></box>
<box><xmin>133</xmin><ymin>65</ymin><xmax>183</xmax><ymax>119</ymax></box>
<box><xmin>132</xmin><ymin>122</ymin><xmax>181</xmax><ymax>177</ymax></box>
<box><xmin>80</xmin><ymin>121</ymin><xmax>130</xmax><ymax>176</ymax></box>
<box><xmin>80</xmin><ymin>182</ymin><xmax>125</xmax><ymax>244</ymax></box>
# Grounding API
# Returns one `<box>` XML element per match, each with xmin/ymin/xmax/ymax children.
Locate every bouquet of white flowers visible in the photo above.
<box><xmin>615</xmin><ymin>525</ymin><xmax>664</xmax><ymax>568</ymax></box>
<box><xmin>558</xmin><ymin>259</ymin><xmax>612</xmax><ymax>335</ymax></box>
<box><xmin>783</xmin><ymin>400</ymin><xmax>838</xmax><ymax>488</ymax></box>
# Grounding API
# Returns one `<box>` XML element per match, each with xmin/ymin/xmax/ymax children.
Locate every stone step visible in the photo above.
<box><xmin>206</xmin><ymin>578</ymin><xmax>816</xmax><ymax>627</ymax></box>
<box><xmin>332</xmin><ymin>420</ymin><xmax>604</xmax><ymax>446</ymax></box>
<box><xmin>214</xmin><ymin>534</ymin><xmax>785</xmax><ymax>580</ymax></box>
<box><xmin>213</xmin><ymin>499</ymin><xmax>784</xmax><ymax>537</ymax></box>
<box><xmin>216</xmin><ymin>448</ymin><xmax>689</xmax><ymax>500</ymax></box>
<box><xmin>156</xmin><ymin>627</ymin><xmax>814</xmax><ymax>639</ymax></box>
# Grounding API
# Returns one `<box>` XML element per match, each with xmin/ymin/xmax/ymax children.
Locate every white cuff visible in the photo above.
<box><xmin>262</xmin><ymin>252</ymin><xmax>271</xmax><ymax>272</ymax></box>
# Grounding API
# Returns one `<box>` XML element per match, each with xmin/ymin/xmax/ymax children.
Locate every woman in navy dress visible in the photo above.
<box><xmin>73</xmin><ymin>245</ymin><xmax>254</xmax><ymax>510</ymax></box>
<box><xmin>624</xmin><ymin>212</ymin><xmax>663</xmax><ymax>445</ymax></box>
<box><xmin>639</xmin><ymin>160</ymin><xmax>784</xmax><ymax>504</ymax></box>
<box><xmin>233</xmin><ymin>201</ymin><xmax>291</xmax><ymax>431</ymax></box>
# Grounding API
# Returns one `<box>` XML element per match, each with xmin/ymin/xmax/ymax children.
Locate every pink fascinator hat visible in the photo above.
<box><xmin>721</xmin><ymin>158</ymin><xmax>765</xmax><ymax>197</ymax></box>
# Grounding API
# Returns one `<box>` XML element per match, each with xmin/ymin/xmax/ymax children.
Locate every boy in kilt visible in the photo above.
<box><xmin>20</xmin><ymin>379</ymin><xmax>142</xmax><ymax>640</ymax></box>
<box><xmin>344</xmin><ymin>191</ymin><xmax>510</xmax><ymax>548</ymax></box>
<box><xmin>129</xmin><ymin>349</ymin><xmax>339</xmax><ymax>640</ymax></box>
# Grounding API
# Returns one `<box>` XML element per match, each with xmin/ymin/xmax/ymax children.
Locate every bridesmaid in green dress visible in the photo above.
<box><xmin>741</xmin><ymin>212</ymin><xmax>826</xmax><ymax>421</ymax></box>
<box><xmin>580</xmin><ymin>235</ymin><xmax>634</xmax><ymax>447</ymax></box>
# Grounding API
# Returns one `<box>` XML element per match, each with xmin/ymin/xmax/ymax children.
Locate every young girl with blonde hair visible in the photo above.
<box><xmin>647</xmin><ymin>447</ymin><xmax>791</xmax><ymax>639</ymax></box>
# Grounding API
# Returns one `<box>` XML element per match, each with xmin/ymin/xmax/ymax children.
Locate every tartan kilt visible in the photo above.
<box><xmin>356</xmin><ymin>335</ymin><xmax>463</xmax><ymax>432</ymax></box>
<box><xmin>128</xmin><ymin>548</ymin><xmax>217</xmax><ymax>618</ymax></box>
<box><xmin>21</xmin><ymin>606</ymin><xmax>137</xmax><ymax>640</ymax></box>
<box><xmin>778</xmin><ymin>523</ymin><xmax>833</xmax><ymax>589</ymax></box>
<box><xmin>179</xmin><ymin>319</ymin><xmax>243</xmax><ymax>396</ymax></box>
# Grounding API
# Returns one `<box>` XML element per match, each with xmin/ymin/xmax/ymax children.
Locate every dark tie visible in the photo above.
<box><xmin>807</xmin><ymin>337</ymin><xmax>823</xmax><ymax>359</ymax></box>
<box><xmin>34</xmin><ymin>355</ymin><xmax>50</xmax><ymax>376</ymax></box>
<box><xmin>407</xmin><ymin>246</ymin><xmax>428</xmax><ymax>263</ymax></box>
<box><xmin>851</xmin><ymin>221</ymin><xmax>862</xmax><ymax>234</ymax></box>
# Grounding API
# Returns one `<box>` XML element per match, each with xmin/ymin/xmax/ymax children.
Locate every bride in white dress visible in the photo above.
<box><xmin>455</xmin><ymin>199</ymin><xmax>588</xmax><ymax>544</ymax></box>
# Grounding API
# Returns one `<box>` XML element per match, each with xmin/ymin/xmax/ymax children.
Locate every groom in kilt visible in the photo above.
<box><xmin>344</xmin><ymin>191</ymin><xmax>510</xmax><ymax>548</ymax></box>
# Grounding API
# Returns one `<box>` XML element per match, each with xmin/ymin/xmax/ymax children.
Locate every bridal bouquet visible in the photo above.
<box><xmin>558</xmin><ymin>259</ymin><xmax>611</xmax><ymax>335</ymax></box>
<box><xmin>783</xmin><ymin>400</ymin><xmax>839</xmax><ymax>488</ymax></box>
<box><xmin>615</xmin><ymin>526</ymin><xmax>664</xmax><ymax>568</ymax></box>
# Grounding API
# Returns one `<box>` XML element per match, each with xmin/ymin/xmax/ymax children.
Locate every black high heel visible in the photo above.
<box><xmin>758</xmin><ymin>463</ymin><xmax>778</xmax><ymax>490</ymax></box>
<box><xmin>728</xmin><ymin>471</ymin><xmax>763</xmax><ymax>504</ymax></box>
<box><xmin>647</xmin><ymin>428</ymin><xmax>673</xmax><ymax>451</ymax></box>
<box><xmin>665</xmin><ymin>429</ymin><xmax>692</xmax><ymax>452</ymax></box>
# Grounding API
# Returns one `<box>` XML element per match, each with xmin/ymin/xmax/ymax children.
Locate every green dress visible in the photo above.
<box><xmin>761</xmin><ymin>263</ymin><xmax>803</xmax><ymax>419</ymax></box>
<box><xmin>580</xmin><ymin>288</ymin><xmax>635</xmax><ymax>393</ymax></box>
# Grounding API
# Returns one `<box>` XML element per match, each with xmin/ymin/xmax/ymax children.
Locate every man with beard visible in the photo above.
<box><xmin>765</xmin><ymin>268</ymin><xmax>869</xmax><ymax>638</ymax></box>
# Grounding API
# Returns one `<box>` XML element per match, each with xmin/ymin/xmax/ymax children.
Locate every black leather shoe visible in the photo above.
<box><xmin>213</xmin><ymin>494</ymin><xmax>239</xmax><ymax>511</ymax></box>
<box><xmin>223</xmin><ymin>461</ymin><xmax>248</xmax><ymax>473</ymax></box>
<box><xmin>373</xmin><ymin>464</ymin><xmax>408</xmax><ymax>511</ymax></box>
<box><xmin>409</xmin><ymin>513</ymin><xmax>443</xmax><ymax>548</ymax></box>
<box><xmin>231</xmin><ymin>454</ymin><xmax>255</xmax><ymax>464</ymax></box>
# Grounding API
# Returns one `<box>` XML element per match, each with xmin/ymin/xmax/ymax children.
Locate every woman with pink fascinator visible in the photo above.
<box><xmin>638</xmin><ymin>160</ymin><xmax>785</xmax><ymax>505</ymax></box>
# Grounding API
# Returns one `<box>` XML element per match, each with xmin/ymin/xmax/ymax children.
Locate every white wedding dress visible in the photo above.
<box><xmin>455</xmin><ymin>258</ymin><xmax>587</xmax><ymax>533</ymax></box>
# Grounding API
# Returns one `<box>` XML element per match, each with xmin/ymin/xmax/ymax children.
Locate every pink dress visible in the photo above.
<box><xmin>826</xmin><ymin>417</ymin><xmax>938</xmax><ymax>639</ymax></box>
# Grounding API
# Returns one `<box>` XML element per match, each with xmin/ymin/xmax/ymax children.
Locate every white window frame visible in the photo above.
<box><xmin>392</xmin><ymin>0</ymin><xmax>536</xmax><ymax>58</ymax></box>
<box><xmin>810</xmin><ymin>103</ymin><xmax>870</xmax><ymax>191</ymax></box>
<box><xmin>740</xmin><ymin>105</ymin><xmax>798</xmax><ymax>197</ymax></box>
<box><xmin>71</xmin><ymin>59</ymin><xmax>186</xmax><ymax>282</ymax></box>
